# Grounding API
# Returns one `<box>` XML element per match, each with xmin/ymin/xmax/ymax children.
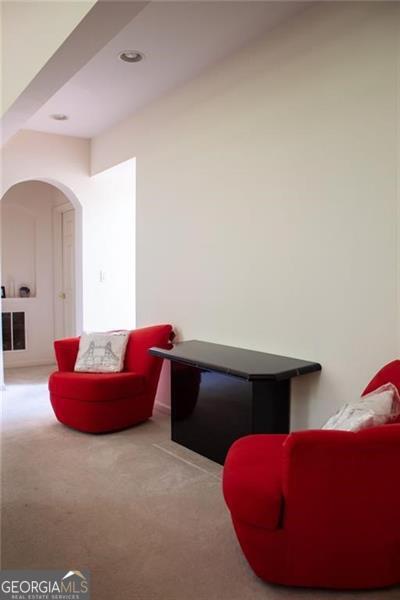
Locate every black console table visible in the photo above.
<box><xmin>149</xmin><ymin>340</ymin><xmax>321</xmax><ymax>465</ymax></box>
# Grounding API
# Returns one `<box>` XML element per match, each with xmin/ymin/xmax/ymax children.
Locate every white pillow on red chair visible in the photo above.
<box><xmin>322</xmin><ymin>383</ymin><xmax>400</xmax><ymax>432</ymax></box>
<box><xmin>74</xmin><ymin>331</ymin><xmax>129</xmax><ymax>373</ymax></box>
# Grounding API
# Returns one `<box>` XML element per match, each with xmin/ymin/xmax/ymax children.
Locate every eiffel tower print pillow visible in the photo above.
<box><xmin>74</xmin><ymin>331</ymin><xmax>130</xmax><ymax>373</ymax></box>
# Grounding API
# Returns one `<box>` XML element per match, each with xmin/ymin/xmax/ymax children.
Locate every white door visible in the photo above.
<box><xmin>61</xmin><ymin>209</ymin><xmax>75</xmax><ymax>337</ymax></box>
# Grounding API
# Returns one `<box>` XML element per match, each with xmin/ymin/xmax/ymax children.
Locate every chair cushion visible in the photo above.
<box><xmin>223</xmin><ymin>434</ymin><xmax>287</xmax><ymax>530</ymax></box>
<box><xmin>49</xmin><ymin>371</ymin><xmax>145</xmax><ymax>402</ymax></box>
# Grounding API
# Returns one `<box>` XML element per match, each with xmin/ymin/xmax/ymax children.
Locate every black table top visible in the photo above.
<box><xmin>149</xmin><ymin>340</ymin><xmax>321</xmax><ymax>381</ymax></box>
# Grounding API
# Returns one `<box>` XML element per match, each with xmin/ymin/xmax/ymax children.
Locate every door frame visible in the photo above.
<box><xmin>53</xmin><ymin>202</ymin><xmax>76</xmax><ymax>339</ymax></box>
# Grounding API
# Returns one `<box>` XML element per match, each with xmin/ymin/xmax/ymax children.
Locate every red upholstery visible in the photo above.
<box><xmin>54</xmin><ymin>337</ymin><xmax>80</xmax><ymax>372</ymax></box>
<box><xmin>223</xmin><ymin>362</ymin><xmax>400</xmax><ymax>589</ymax></box>
<box><xmin>223</xmin><ymin>435</ymin><xmax>285</xmax><ymax>530</ymax></box>
<box><xmin>362</xmin><ymin>360</ymin><xmax>400</xmax><ymax>424</ymax></box>
<box><xmin>362</xmin><ymin>359</ymin><xmax>400</xmax><ymax>396</ymax></box>
<box><xmin>50</xmin><ymin>371</ymin><xmax>145</xmax><ymax>401</ymax></box>
<box><xmin>49</xmin><ymin>324</ymin><xmax>172</xmax><ymax>433</ymax></box>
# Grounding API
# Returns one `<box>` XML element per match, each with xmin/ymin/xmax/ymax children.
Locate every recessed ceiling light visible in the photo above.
<box><xmin>119</xmin><ymin>50</ymin><xmax>144</xmax><ymax>63</ymax></box>
<box><xmin>51</xmin><ymin>114</ymin><xmax>68</xmax><ymax>121</ymax></box>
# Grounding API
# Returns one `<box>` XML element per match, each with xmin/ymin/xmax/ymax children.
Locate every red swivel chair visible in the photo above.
<box><xmin>49</xmin><ymin>324</ymin><xmax>172</xmax><ymax>433</ymax></box>
<box><xmin>223</xmin><ymin>360</ymin><xmax>400</xmax><ymax>589</ymax></box>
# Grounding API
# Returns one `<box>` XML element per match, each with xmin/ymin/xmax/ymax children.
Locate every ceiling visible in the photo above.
<box><xmin>0</xmin><ymin>1</ymin><xmax>147</xmax><ymax>145</ymax></box>
<box><xmin>25</xmin><ymin>1</ymin><xmax>310</xmax><ymax>140</ymax></box>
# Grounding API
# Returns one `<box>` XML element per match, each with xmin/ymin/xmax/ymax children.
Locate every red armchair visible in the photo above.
<box><xmin>49</xmin><ymin>324</ymin><xmax>172</xmax><ymax>433</ymax></box>
<box><xmin>223</xmin><ymin>361</ymin><xmax>400</xmax><ymax>589</ymax></box>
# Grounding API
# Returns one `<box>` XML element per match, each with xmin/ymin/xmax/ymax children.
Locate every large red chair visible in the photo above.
<box><xmin>223</xmin><ymin>361</ymin><xmax>400</xmax><ymax>589</ymax></box>
<box><xmin>49</xmin><ymin>324</ymin><xmax>172</xmax><ymax>433</ymax></box>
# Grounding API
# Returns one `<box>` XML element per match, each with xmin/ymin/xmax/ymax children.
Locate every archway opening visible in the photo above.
<box><xmin>1</xmin><ymin>179</ymin><xmax>82</xmax><ymax>370</ymax></box>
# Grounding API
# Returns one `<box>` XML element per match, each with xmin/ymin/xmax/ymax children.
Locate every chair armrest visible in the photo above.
<box><xmin>282</xmin><ymin>429</ymin><xmax>354</xmax><ymax>496</ymax></box>
<box><xmin>54</xmin><ymin>337</ymin><xmax>80</xmax><ymax>372</ymax></box>
<box><xmin>281</xmin><ymin>428</ymin><xmax>400</xmax><ymax>536</ymax></box>
<box><xmin>223</xmin><ymin>435</ymin><xmax>286</xmax><ymax>530</ymax></box>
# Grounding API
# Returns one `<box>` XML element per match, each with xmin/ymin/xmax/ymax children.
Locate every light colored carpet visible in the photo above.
<box><xmin>1</xmin><ymin>366</ymin><xmax>399</xmax><ymax>600</ymax></box>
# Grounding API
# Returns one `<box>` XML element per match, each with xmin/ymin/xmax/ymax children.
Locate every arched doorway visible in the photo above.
<box><xmin>1</xmin><ymin>179</ymin><xmax>83</xmax><ymax>369</ymax></box>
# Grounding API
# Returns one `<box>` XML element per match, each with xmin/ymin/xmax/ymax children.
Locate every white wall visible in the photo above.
<box><xmin>84</xmin><ymin>160</ymin><xmax>136</xmax><ymax>331</ymax></box>
<box><xmin>1</xmin><ymin>131</ymin><xmax>136</xmax><ymax>364</ymax></box>
<box><xmin>1</xmin><ymin>181</ymin><xmax>72</xmax><ymax>367</ymax></box>
<box><xmin>1</xmin><ymin>198</ymin><xmax>36</xmax><ymax>298</ymax></box>
<box><xmin>1</xmin><ymin>131</ymin><xmax>89</xmax><ymax>344</ymax></box>
<box><xmin>91</xmin><ymin>1</ymin><xmax>400</xmax><ymax>428</ymax></box>
<box><xmin>397</xmin><ymin>27</ymin><xmax>400</xmax><ymax>350</ymax></box>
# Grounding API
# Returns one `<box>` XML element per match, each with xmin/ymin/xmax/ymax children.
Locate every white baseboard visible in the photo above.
<box><xmin>4</xmin><ymin>359</ymin><xmax>56</xmax><ymax>369</ymax></box>
<box><xmin>156</xmin><ymin>401</ymin><xmax>171</xmax><ymax>415</ymax></box>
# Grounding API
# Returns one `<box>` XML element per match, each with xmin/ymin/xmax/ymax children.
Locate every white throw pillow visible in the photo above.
<box><xmin>74</xmin><ymin>331</ymin><xmax>129</xmax><ymax>373</ymax></box>
<box><xmin>322</xmin><ymin>383</ymin><xmax>400</xmax><ymax>432</ymax></box>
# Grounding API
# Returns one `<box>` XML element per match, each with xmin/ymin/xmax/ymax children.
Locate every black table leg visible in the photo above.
<box><xmin>252</xmin><ymin>379</ymin><xmax>291</xmax><ymax>434</ymax></box>
<box><xmin>170</xmin><ymin>363</ymin><xmax>291</xmax><ymax>464</ymax></box>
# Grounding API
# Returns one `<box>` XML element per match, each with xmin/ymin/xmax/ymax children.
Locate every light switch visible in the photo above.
<box><xmin>99</xmin><ymin>270</ymin><xmax>105</xmax><ymax>282</ymax></box>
